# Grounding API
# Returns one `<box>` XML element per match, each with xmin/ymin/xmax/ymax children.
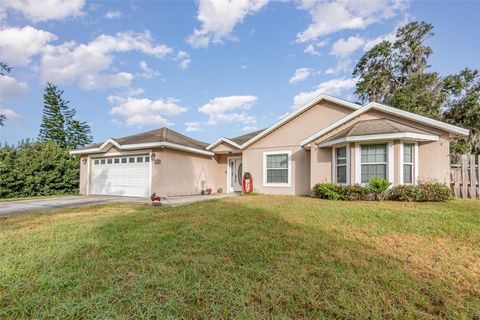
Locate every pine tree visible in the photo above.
<box><xmin>0</xmin><ymin>61</ymin><xmax>12</xmax><ymax>127</ymax></box>
<box><xmin>38</xmin><ymin>83</ymin><xmax>93</xmax><ymax>149</ymax></box>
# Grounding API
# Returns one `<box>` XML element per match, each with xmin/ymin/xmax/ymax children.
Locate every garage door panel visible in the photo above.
<box><xmin>91</xmin><ymin>154</ymin><xmax>150</xmax><ymax>197</ymax></box>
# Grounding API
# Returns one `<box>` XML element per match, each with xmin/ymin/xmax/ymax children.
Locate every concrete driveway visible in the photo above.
<box><xmin>0</xmin><ymin>195</ymin><xmax>146</xmax><ymax>217</ymax></box>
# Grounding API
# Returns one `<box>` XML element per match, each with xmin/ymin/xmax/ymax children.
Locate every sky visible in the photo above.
<box><xmin>1</xmin><ymin>0</ymin><xmax>479</xmax><ymax>146</ymax></box>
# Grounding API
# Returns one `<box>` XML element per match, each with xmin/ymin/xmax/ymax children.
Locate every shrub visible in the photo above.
<box><xmin>313</xmin><ymin>183</ymin><xmax>345</xmax><ymax>200</ymax></box>
<box><xmin>385</xmin><ymin>182</ymin><xmax>452</xmax><ymax>202</ymax></box>
<box><xmin>367</xmin><ymin>177</ymin><xmax>391</xmax><ymax>200</ymax></box>
<box><xmin>343</xmin><ymin>185</ymin><xmax>372</xmax><ymax>201</ymax></box>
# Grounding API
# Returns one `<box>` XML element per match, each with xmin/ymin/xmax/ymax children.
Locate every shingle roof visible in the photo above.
<box><xmin>229</xmin><ymin>129</ymin><xmax>266</xmax><ymax>145</ymax></box>
<box><xmin>327</xmin><ymin>118</ymin><xmax>433</xmax><ymax>141</ymax></box>
<box><xmin>78</xmin><ymin>127</ymin><xmax>209</xmax><ymax>151</ymax></box>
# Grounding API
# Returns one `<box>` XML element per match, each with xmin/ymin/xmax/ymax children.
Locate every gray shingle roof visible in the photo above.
<box><xmin>326</xmin><ymin>118</ymin><xmax>433</xmax><ymax>141</ymax></box>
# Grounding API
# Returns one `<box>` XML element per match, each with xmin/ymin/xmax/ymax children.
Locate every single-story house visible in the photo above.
<box><xmin>70</xmin><ymin>94</ymin><xmax>469</xmax><ymax>197</ymax></box>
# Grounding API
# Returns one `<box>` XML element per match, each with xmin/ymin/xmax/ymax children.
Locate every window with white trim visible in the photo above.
<box><xmin>403</xmin><ymin>143</ymin><xmax>414</xmax><ymax>184</ymax></box>
<box><xmin>335</xmin><ymin>146</ymin><xmax>347</xmax><ymax>184</ymax></box>
<box><xmin>265</xmin><ymin>153</ymin><xmax>290</xmax><ymax>185</ymax></box>
<box><xmin>361</xmin><ymin>144</ymin><xmax>387</xmax><ymax>183</ymax></box>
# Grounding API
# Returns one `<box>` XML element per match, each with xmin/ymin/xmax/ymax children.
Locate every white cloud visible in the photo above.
<box><xmin>185</xmin><ymin>121</ymin><xmax>201</xmax><ymax>132</ymax></box>
<box><xmin>0</xmin><ymin>0</ymin><xmax>85</xmax><ymax>22</ymax></box>
<box><xmin>104</xmin><ymin>9</ymin><xmax>122</xmax><ymax>19</ymax></box>
<box><xmin>199</xmin><ymin>95</ymin><xmax>257</xmax><ymax>125</ymax></box>
<box><xmin>303</xmin><ymin>40</ymin><xmax>327</xmax><ymax>55</ymax></box>
<box><xmin>331</xmin><ymin>36</ymin><xmax>365</xmax><ymax>58</ymax></box>
<box><xmin>138</xmin><ymin>60</ymin><xmax>160</xmax><ymax>79</ymax></box>
<box><xmin>289</xmin><ymin>67</ymin><xmax>313</xmax><ymax>84</ymax></box>
<box><xmin>293</xmin><ymin>77</ymin><xmax>357</xmax><ymax>108</ymax></box>
<box><xmin>109</xmin><ymin>96</ymin><xmax>187</xmax><ymax>126</ymax></box>
<box><xmin>325</xmin><ymin>58</ymin><xmax>351</xmax><ymax>75</ymax></box>
<box><xmin>0</xmin><ymin>75</ymin><xmax>28</xmax><ymax>100</ymax></box>
<box><xmin>242</xmin><ymin>126</ymin><xmax>257</xmax><ymax>131</ymax></box>
<box><xmin>40</xmin><ymin>31</ymin><xmax>172</xmax><ymax>90</ymax></box>
<box><xmin>296</xmin><ymin>0</ymin><xmax>407</xmax><ymax>43</ymax></box>
<box><xmin>187</xmin><ymin>0</ymin><xmax>268</xmax><ymax>48</ymax></box>
<box><xmin>0</xmin><ymin>108</ymin><xmax>21</xmax><ymax>120</ymax></box>
<box><xmin>0</xmin><ymin>26</ymin><xmax>57</xmax><ymax>66</ymax></box>
<box><xmin>174</xmin><ymin>51</ymin><xmax>191</xmax><ymax>70</ymax></box>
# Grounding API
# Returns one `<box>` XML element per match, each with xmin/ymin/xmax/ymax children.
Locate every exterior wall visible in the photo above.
<box><xmin>311</xmin><ymin>109</ymin><xmax>453</xmax><ymax>187</ymax></box>
<box><xmin>211</xmin><ymin>142</ymin><xmax>240</xmax><ymax>153</ymax></box>
<box><xmin>79</xmin><ymin>155</ymin><xmax>88</xmax><ymax>195</ymax></box>
<box><xmin>243</xmin><ymin>100</ymin><xmax>355</xmax><ymax>195</ymax></box>
<box><xmin>151</xmin><ymin>148</ymin><xmax>228</xmax><ymax>196</ymax></box>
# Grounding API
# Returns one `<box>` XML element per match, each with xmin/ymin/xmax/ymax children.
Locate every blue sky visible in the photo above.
<box><xmin>1</xmin><ymin>0</ymin><xmax>479</xmax><ymax>145</ymax></box>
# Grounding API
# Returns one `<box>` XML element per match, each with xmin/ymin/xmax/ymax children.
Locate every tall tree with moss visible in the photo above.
<box><xmin>0</xmin><ymin>62</ymin><xmax>13</xmax><ymax>127</ymax></box>
<box><xmin>353</xmin><ymin>21</ymin><xmax>443</xmax><ymax>119</ymax></box>
<box><xmin>39</xmin><ymin>83</ymin><xmax>93</xmax><ymax>149</ymax></box>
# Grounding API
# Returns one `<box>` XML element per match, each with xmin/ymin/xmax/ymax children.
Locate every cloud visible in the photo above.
<box><xmin>185</xmin><ymin>121</ymin><xmax>201</xmax><ymax>132</ymax></box>
<box><xmin>40</xmin><ymin>31</ymin><xmax>172</xmax><ymax>90</ymax></box>
<box><xmin>0</xmin><ymin>75</ymin><xmax>28</xmax><ymax>100</ymax></box>
<box><xmin>109</xmin><ymin>95</ymin><xmax>187</xmax><ymax>126</ymax></box>
<box><xmin>174</xmin><ymin>51</ymin><xmax>191</xmax><ymax>70</ymax></box>
<box><xmin>0</xmin><ymin>26</ymin><xmax>57</xmax><ymax>66</ymax></box>
<box><xmin>303</xmin><ymin>40</ymin><xmax>327</xmax><ymax>55</ymax></box>
<box><xmin>0</xmin><ymin>108</ymin><xmax>21</xmax><ymax>120</ymax></box>
<box><xmin>293</xmin><ymin>77</ymin><xmax>357</xmax><ymax>108</ymax></box>
<box><xmin>330</xmin><ymin>36</ymin><xmax>365</xmax><ymax>58</ymax></box>
<box><xmin>242</xmin><ymin>126</ymin><xmax>257</xmax><ymax>131</ymax></box>
<box><xmin>138</xmin><ymin>60</ymin><xmax>160</xmax><ymax>79</ymax></box>
<box><xmin>104</xmin><ymin>9</ymin><xmax>122</xmax><ymax>19</ymax></box>
<box><xmin>0</xmin><ymin>0</ymin><xmax>85</xmax><ymax>22</ymax></box>
<box><xmin>325</xmin><ymin>58</ymin><xmax>351</xmax><ymax>75</ymax></box>
<box><xmin>296</xmin><ymin>0</ymin><xmax>407</xmax><ymax>43</ymax></box>
<box><xmin>289</xmin><ymin>68</ymin><xmax>313</xmax><ymax>84</ymax></box>
<box><xmin>186</xmin><ymin>0</ymin><xmax>268</xmax><ymax>48</ymax></box>
<box><xmin>199</xmin><ymin>95</ymin><xmax>257</xmax><ymax>125</ymax></box>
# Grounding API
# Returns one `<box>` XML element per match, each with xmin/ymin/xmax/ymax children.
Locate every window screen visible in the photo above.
<box><xmin>266</xmin><ymin>154</ymin><xmax>289</xmax><ymax>184</ymax></box>
<box><xmin>335</xmin><ymin>147</ymin><xmax>347</xmax><ymax>184</ymax></box>
<box><xmin>361</xmin><ymin>144</ymin><xmax>387</xmax><ymax>183</ymax></box>
<box><xmin>403</xmin><ymin>143</ymin><xmax>414</xmax><ymax>184</ymax></box>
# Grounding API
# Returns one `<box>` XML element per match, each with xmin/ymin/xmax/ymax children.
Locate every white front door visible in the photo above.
<box><xmin>228</xmin><ymin>158</ymin><xmax>243</xmax><ymax>192</ymax></box>
<box><xmin>91</xmin><ymin>154</ymin><xmax>151</xmax><ymax>197</ymax></box>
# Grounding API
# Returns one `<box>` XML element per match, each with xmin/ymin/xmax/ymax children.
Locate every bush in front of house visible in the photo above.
<box><xmin>385</xmin><ymin>182</ymin><xmax>452</xmax><ymax>202</ymax></box>
<box><xmin>313</xmin><ymin>180</ymin><xmax>451</xmax><ymax>202</ymax></box>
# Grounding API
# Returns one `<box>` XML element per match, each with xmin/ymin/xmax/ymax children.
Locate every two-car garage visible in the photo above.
<box><xmin>90</xmin><ymin>154</ymin><xmax>151</xmax><ymax>197</ymax></box>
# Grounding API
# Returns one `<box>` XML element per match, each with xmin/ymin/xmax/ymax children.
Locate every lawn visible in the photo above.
<box><xmin>0</xmin><ymin>196</ymin><xmax>479</xmax><ymax>319</ymax></box>
<box><xmin>0</xmin><ymin>194</ymin><xmax>78</xmax><ymax>202</ymax></box>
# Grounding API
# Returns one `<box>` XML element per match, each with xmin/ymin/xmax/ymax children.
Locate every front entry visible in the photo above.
<box><xmin>228</xmin><ymin>157</ymin><xmax>243</xmax><ymax>192</ymax></box>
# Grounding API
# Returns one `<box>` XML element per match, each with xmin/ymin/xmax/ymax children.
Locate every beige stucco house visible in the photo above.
<box><xmin>70</xmin><ymin>94</ymin><xmax>469</xmax><ymax>197</ymax></box>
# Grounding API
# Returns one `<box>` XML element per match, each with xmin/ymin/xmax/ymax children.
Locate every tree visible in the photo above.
<box><xmin>353</xmin><ymin>22</ymin><xmax>442</xmax><ymax>117</ymax></box>
<box><xmin>0</xmin><ymin>61</ymin><xmax>13</xmax><ymax>127</ymax></box>
<box><xmin>443</xmin><ymin>68</ymin><xmax>480</xmax><ymax>154</ymax></box>
<box><xmin>39</xmin><ymin>83</ymin><xmax>92</xmax><ymax>149</ymax></box>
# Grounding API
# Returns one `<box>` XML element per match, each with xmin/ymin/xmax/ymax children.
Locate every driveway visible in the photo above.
<box><xmin>0</xmin><ymin>195</ymin><xmax>146</xmax><ymax>217</ymax></box>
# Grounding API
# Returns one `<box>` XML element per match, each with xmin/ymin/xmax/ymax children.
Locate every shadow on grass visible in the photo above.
<box><xmin>0</xmin><ymin>200</ymin><xmax>478</xmax><ymax>319</ymax></box>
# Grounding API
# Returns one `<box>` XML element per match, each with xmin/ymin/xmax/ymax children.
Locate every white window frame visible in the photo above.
<box><xmin>355</xmin><ymin>142</ymin><xmax>394</xmax><ymax>185</ymax></box>
<box><xmin>332</xmin><ymin>145</ymin><xmax>350</xmax><ymax>185</ymax></box>
<box><xmin>263</xmin><ymin>150</ymin><xmax>292</xmax><ymax>187</ymax></box>
<box><xmin>399</xmin><ymin>141</ymin><xmax>419</xmax><ymax>185</ymax></box>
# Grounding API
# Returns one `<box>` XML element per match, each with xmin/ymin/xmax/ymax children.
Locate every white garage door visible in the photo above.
<box><xmin>91</xmin><ymin>154</ymin><xmax>150</xmax><ymax>197</ymax></box>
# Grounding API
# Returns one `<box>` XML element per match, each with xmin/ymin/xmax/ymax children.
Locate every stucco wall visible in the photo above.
<box><xmin>211</xmin><ymin>142</ymin><xmax>240</xmax><ymax>153</ymax></box>
<box><xmin>418</xmin><ymin>135</ymin><xmax>451</xmax><ymax>184</ymax></box>
<box><xmin>243</xmin><ymin>100</ymin><xmax>355</xmax><ymax>195</ymax></box>
<box><xmin>79</xmin><ymin>155</ymin><xmax>88</xmax><ymax>195</ymax></box>
<box><xmin>151</xmin><ymin>148</ymin><xmax>227</xmax><ymax>196</ymax></box>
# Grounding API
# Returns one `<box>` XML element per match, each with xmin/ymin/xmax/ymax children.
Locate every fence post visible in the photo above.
<box><xmin>470</xmin><ymin>155</ymin><xmax>477</xmax><ymax>199</ymax></box>
<box><xmin>461</xmin><ymin>155</ymin><xmax>469</xmax><ymax>199</ymax></box>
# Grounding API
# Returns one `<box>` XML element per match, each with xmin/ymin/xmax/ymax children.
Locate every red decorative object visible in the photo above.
<box><xmin>242</xmin><ymin>172</ymin><xmax>253</xmax><ymax>193</ymax></box>
<box><xmin>206</xmin><ymin>188</ymin><xmax>212</xmax><ymax>195</ymax></box>
<box><xmin>151</xmin><ymin>192</ymin><xmax>161</xmax><ymax>202</ymax></box>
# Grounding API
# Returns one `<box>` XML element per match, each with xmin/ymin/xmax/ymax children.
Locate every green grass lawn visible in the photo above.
<box><xmin>1</xmin><ymin>196</ymin><xmax>479</xmax><ymax>319</ymax></box>
<box><xmin>0</xmin><ymin>194</ymin><xmax>78</xmax><ymax>202</ymax></box>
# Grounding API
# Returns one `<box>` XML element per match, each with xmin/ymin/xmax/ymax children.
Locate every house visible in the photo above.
<box><xmin>69</xmin><ymin>94</ymin><xmax>469</xmax><ymax>197</ymax></box>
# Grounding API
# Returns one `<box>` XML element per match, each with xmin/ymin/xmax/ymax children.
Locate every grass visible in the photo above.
<box><xmin>0</xmin><ymin>195</ymin><xmax>479</xmax><ymax>319</ymax></box>
<box><xmin>0</xmin><ymin>194</ymin><xmax>78</xmax><ymax>202</ymax></box>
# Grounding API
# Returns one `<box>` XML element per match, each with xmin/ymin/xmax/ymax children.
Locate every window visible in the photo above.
<box><xmin>101</xmin><ymin>159</ymin><xmax>106</xmax><ymax>164</ymax></box>
<box><xmin>129</xmin><ymin>157</ymin><xmax>135</xmax><ymax>163</ymax></box>
<box><xmin>121</xmin><ymin>158</ymin><xmax>127</xmax><ymax>164</ymax></box>
<box><xmin>403</xmin><ymin>143</ymin><xmax>414</xmax><ymax>184</ymax></box>
<box><xmin>114</xmin><ymin>158</ymin><xmax>120</xmax><ymax>164</ymax></box>
<box><xmin>94</xmin><ymin>159</ymin><xmax>99</xmax><ymax>165</ymax></box>
<box><xmin>107</xmin><ymin>158</ymin><xmax>112</xmax><ymax>164</ymax></box>
<box><xmin>335</xmin><ymin>146</ymin><xmax>347</xmax><ymax>184</ymax></box>
<box><xmin>264</xmin><ymin>152</ymin><xmax>290</xmax><ymax>186</ymax></box>
<box><xmin>145</xmin><ymin>156</ymin><xmax>150</xmax><ymax>163</ymax></box>
<box><xmin>361</xmin><ymin>144</ymin><xmax>387</xmax><ymax>183</ymax></box>
<box><xmin>136</xmin><ymin>156</ymin><xmax>143</xmax><ymax>163</ymax></box>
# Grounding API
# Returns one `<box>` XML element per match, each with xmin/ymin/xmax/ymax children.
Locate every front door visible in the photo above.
<box><xmin>228</xmin><ymin>158</ymin><xmax>243</xmax><ymax>192</ymax></box>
